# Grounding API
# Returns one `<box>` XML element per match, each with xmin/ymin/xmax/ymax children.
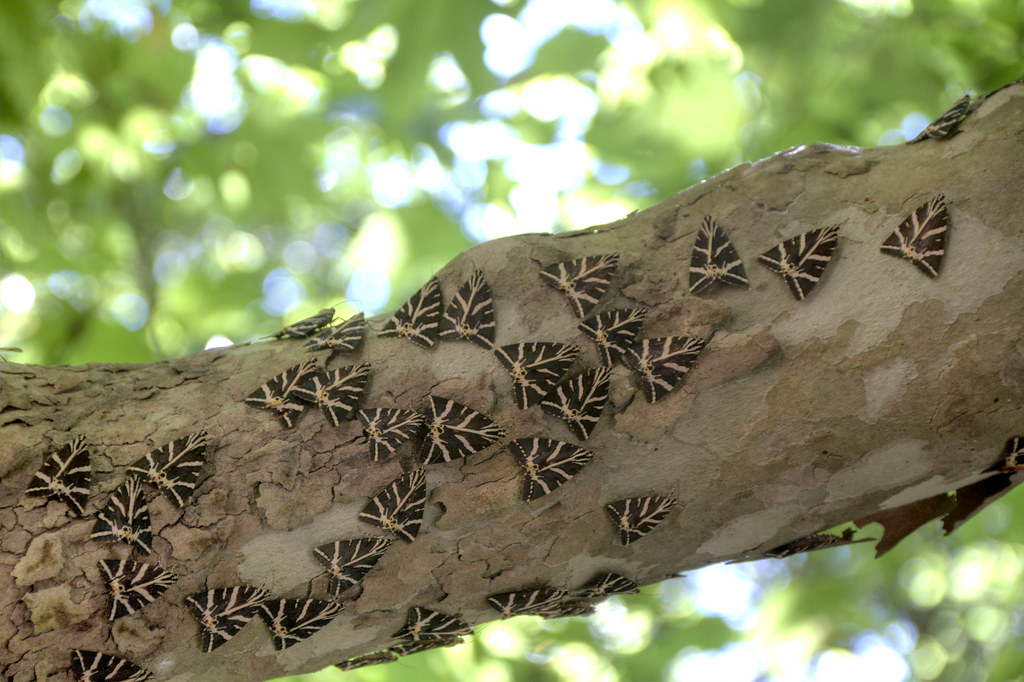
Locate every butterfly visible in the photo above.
<box><xmin>244</xmin><ymin>359</ymin><xmax>317</xmax><ymax>428</ymax></box>
<box><xmin>25</xmin><ymin>436</ymin><xmax>91</xmax><ymax>515</ymax></box>
<box><xmin>419</xmin><ymin>396</ymin><xmax>505</xmax><ymax>465</ymax></box>
<box><xmin>908</xmin><ymin>95</ymin><xmax>971</xmax><ymax>143</ymax></box>
<box><xmin>757</xmin><ymin>226</ymin><xmax>840</xmax><ymax>300</ymax></box>
<box><xmin>99</xmin><ymin>559</ymin><xmax>178</xmax><ymax>620</ymax></box>
<box><xmin>258</xmin><ymin>598</ymin><xmax>344</xmax><ymax>650</ymax></box>
<box><xmin>509</xmin><ymin>438</ymin><xmax>593</xmax><ymax>501</ymax></box>
<box><xmin>438</xmin><ymin>269</ymin><xmax>496</xmax><ymax>348</ymax></box>
<box><xmin>91</xmin><ymin>478</ymin><xmax>152</xmax><ymax>554</ymax></box>
<box><xmin>540</xmin><ymin>367</ymin><xmax>611</xmax><ymax>440</ymax></box>
<box><xmin>185</xmin><ymin>585</ymin><xmax>269</xmax><ymax>652</ymax></box>
<box><xmin>378</xmin><ymin>277</ymin><xmax>442</xmax><ymax>348</ymax></box>
<box><xmin>126</xmin><ymin>431</ymin><xmax>207</xmax><ymax>507</ymax></box>
<box><xmin>539</xmin><ymin>254</ymin><xmax>619</xmax><ymax>318</ymax></box>
<box><xmin>578</xmin><ymin>308</ymin><xmax>647</xmax><ymax>366</ymax></box>
<box><xmin>493</xmin><ymin>342</ymin><xmax>580</xmax><ymax>409</ymax></box>
<box><xmin>70</xmin><ymin>650</ymin><xmax>152</xmax><ymax>682</ymax></box>
<box><xmin>356</xmin><ymin>408</ymin><xmax>424</xmax><ymax>461</ymax></box>
<box><xmin>879</xmin><ymin>195</ymin><xmax>949</xmax><ymax>278</ymax></box>
<box><xmin>358</xmin><ymin>470</ymin><xmax>427</xmax><ymax>542</ymax></box>
<box><xmin>689</xmin><ymin>216</ymin><xmax>749</xmax><ymax>294</ymax></box>
<box><xmin>625</xmin><ymin>335</ymin><xmax>710</xmax><ymax>403</ymax></box>
<box><xmin>605</xmin><ymin>496</ymin><xmax>678</xmax><ymax>544</ymax></box>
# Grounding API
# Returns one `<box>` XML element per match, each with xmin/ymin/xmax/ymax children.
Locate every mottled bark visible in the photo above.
<box><xmin>2</xmin><ymin>83</ymin><xmax>1022</xmax><ymax>682</ymax></box>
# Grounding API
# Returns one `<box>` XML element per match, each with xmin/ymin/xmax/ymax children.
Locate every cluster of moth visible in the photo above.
<box><xmin>17</xmin><ymin>94</ymin><xmax>1006</xmax><ymax>681</ymax></box>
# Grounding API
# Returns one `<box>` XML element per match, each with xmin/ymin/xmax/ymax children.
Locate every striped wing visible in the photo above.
<box><xmin>356</xmin><ymin>408</ymin><xmax>424</xmax><ymax>461</ymax></box>
<box><xmin>358</xmin><ymin>470</ymin><xmax>427</xmax><ymax>542</ymax></box>
<box><xmin>378</xmin><ymin>277</ymin><xmax>442</xmax><ymax>348</ymax></box>
<box><xmin>539</xmin><ymin>254</ymin><xmax>619</xmax><ymax>318</ymax></box>
<box><xmin>126</xmin><ymin>431</ymin><xmax>207</xmax><ymax>507</ymax></box>
<box><xmin>244</xmin><ymin>359</ymin><xmax>316</xmax><ymax>428</ymax></box>
<box><xmin>313</xmin><ymin>536</ymin><xmax>392</xmax><ymax>596</ymax></box>
<box><xmin>185</xmin><ymin>586</ymin><xmax>269</xmax><ymax>652</ymax></box>
<box><xmin>510</xmin><ymin>438</ymin><xmax>593</xmax><ymax>501</ymax></box>
<box><xmin>880</xmin><ymin>195</ymin><xmax>948</xmax><ymax>278</ymax></box>
<box><xmin>305</xmin><ymin>312</ymin><xmax>366</xmax><ymax>352</ymax></box>
<box><xmin>486</xmin><ymin>587</ymin><xmax>568</xmax><ymax>618</ymax></box>
<box><xmin>493</xmin><ymin>342</ymin><xmax>580</xmax><ymax>408</ymax></box>
<box><xmin>99</xmin><ymin>559</ymin><xmax>178</xmax><ymax>620</ymax></box>
<box><xmin>606</xmin><ymin>496</ymin><xmax>678</xmax><ymax>545</ymax></box>
<box><xmin>420</xmin><ymin>396</ymin><xmax>505</xmax><ymax>465</ymax></box>
<box><xmin>258</xmin><ymin>598</ymin><xmax>343</xmax><ymax>650</ymax></box>
<box><xmin>25</xmin><ymin>436</ymin><xmax>91</xmax><ymax>515</ymax></box>
<box><xmin>270</xmin><ymin>307</ymin><xmax>335</xmax><ymax>339</ymax></box>
<box><xmin>539</xmin><ymin>367</ymin><xmax>611</xmax><ymax>440</ymax></box>
<box><xmin>758</xmin><ymin>226</ymin><xmax>840</xmax><ymax>300</ymax></box>
<box><xmin>689</xmin><ymin>216</ymin><xmax>748</xmax><ymax>294</ymax></box>
<box><xmin>579</xmin><ymin>308</ymin><xmax>647</xmax><ymax>366</ymax></box>
<box><xmin>439</xmin><ymin>269</ymin><xmax>496</xmax><ymax>348</ymax></box>
<box><xmin>573</xmin><ymin>572</ymin><xmax>639</xmax><ymax>599</ymax></box>
<box><xmin>70</xmin><ymin>650</ymin><xmax>152</xmax><ymax>682</ymax></box>
<box><xmin>392</xmin><ymin>607</ymin><xmax>472</xmax><ymax>642</ymax></box>
<box><xmin>292</xmin><ymin>363</ymin><xmax>370</xmax><ymax>426</ymax></box>
<box><xmin>91</xmin><ymin>478</ymin><xmax>152</xmax><ymax>554</ymax></box>
<box><xmin>908</xmin><ymin>95</ymin><xmax>970</xmax><ymax>143</ymax></box>
<box><xmin>626</xmin><ymin>335</ymin><xmax>710</xmax><ymax>403</ymax></box>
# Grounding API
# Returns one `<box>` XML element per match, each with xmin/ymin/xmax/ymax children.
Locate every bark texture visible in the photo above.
<box><xmin>2</xmin><ymin>83</ymin><xmax>1022</xmax><ymax>681</ymax></box>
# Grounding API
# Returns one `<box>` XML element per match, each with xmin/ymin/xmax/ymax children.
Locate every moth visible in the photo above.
<box><xmin>25</xmin><ymin>436</ymin><xmax>91</xmax><ymax>515</ymax></box>
<box><xmin>305</xmin><ymin>312</ymin><xmax>366</xmax><ymax>352</ymax></box>
<box><xmin>392</xmin><ymin>607</ymin><xmax>473</xmax><ymax>642</ymax></box>
<box><xmin>185</xmin><ymin>585</ymin><xmax>269</xmax><ymax>652</ymax></box>
<box><xmin>573</xmin><ymin>572</ymin><xmax>640</xmax><ymax>599</ymax></box>
<box><xmin>578</xmin><ymin>308</ymin><xmax>647</xmax><ymax>366</ymax></box>
<box><xmin>757</xmin><ymin>225</ymin><xmax>840</xmax><ymax>300</ymax></box>
<box><xmin>390</xmin><ymin>637</ymin><xmax>464</xmax><ymax>656</ymax></box>
<box><xmin>70</xmin><ymin>650</ymin><xmax>152</xmax><ymax>682</ymax></box>
<box><xmin>99</xmin><ymin>559</ymin><xmax>178</xmax><ymax>620</ymax></box>
<box><xmin>879</xmin><ymin>195</ymin><xmax>949</xmax><ymax>278</ymax></box>
<box><xmin>258</xmin><ymin>598</ymin><xmax>344</xmax><ymax>650</ymax></box>
<box><xmin>335</xmin><ymin>650</ymin><xmax>397</xmax><ymax>670</ymax></box>
<box><xmin>358</xmin><ymin>469</ymin><xmax>427</xmax><ymax>542</ymax></box>
<box><xmin>378</xmin><ymin>277</ymin><xmax>442</xmax><ymax>348</ymax></box>
<box><xmin>313</xmin><ymin>536</ymin><xmax>392</xmax><ymax>596</ymax></box>
<box><xmin>91</xmin><ymin>478</ymin><xmax>152</xmax><ymax>554</ymax></box>
<box><xmin>540</xmin><ymin>366</ymin><xmax>611</xmax><ymax>440</ymax></box>
<box><xmin>486</xmin><ymin>587</ymin><xmax>569</xmax><ymax>618</ymax></box>
<box><xmin>539</xmin><ymin>253</ymin><xmax>619</xmax><ymax>318</ymax></box>
<box><xmin>356</xmin><ymin>408</ymin><xmax>424</xmax><ymax>461</ymax></box>
<box><xmin>126</xmin><ymin>430</ymin><xmax>207</xmax><ymax>507</ymax></box>
<box><xmin>292</xmin><ymin>363</ymin><xmax>370</xmax><ymax>426</ymax></box>
<box><xmin>908</xmin><ymin>95</ymin><xmax>971</xmax><ymax>143</ymax></box>
<box><xmin>689</xmin><ymin>216</ymin><xmax>749</xmax><ymax>294</ymax></box>
<box><xmin>987</xmin><ymin>436</ymin><xmax>1024</xmax><ymax>474</ymax></box>
<box><xmin>626</xmin><ymin>335</ymin><xmax>710</xmax><ymax>403</ymax></box>
<box><xmin>765</xmin><ymin>528</ymin><xmax>869</xmax><ymax>558</ymax></box>
<box><xmin>534</xmin><ymin>599</ymin><xmax>596</xmax><ymax>619</ymax></box>
<box><xmin>509</xmin><ymin>438</ymin><xmax>594</xmax><ymax>501</ymax></box>
<box><xmin>605</xmin><ymin>496</ymin><xmax>678</xmax><ymax>545</ymax></box>
<box><xmin>244</xmin><ymin>358</ymin><xmax>316</xmax><ymax>428</ymax></box>
<box><xmin>420</xmin><ymin>396</ymin><xmax>505</xmax><ymax>465</ymax></box>
<box><xmin>266</xmin><ymin>307</ymin><xmax>336</xmax><ymax>339</ymax></box>
<box><xmin>439</xmin><ymin>269</ymin><xmax>496</xmax><ymax>348</ymax></box>
<box><xmin>493</xmin><ymin>342</ymin><xmax>580</xmax><ymax>409</ymax></box>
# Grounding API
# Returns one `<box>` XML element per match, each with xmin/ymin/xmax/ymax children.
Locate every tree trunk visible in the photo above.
<box><xmin>2</xmin><ymin>82</ymin><xmax>1022</xmax><ymax>682</ymax></box>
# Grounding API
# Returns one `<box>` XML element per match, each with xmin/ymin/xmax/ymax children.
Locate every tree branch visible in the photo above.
<box><xmin>2</xmin><ymin>82</ymin><xmax>1022</xmax><ymax>681</ymax></box>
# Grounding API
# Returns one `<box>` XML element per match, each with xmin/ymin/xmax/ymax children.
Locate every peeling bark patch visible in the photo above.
<box><xmin>826</xmin><ymin>440</ymin><xmax>934</xmax><ymax>504</ymax></box>
<box><xmin>943</xmin><ymin>474</ymin><xmax>1019</xmax><ymax>535</ymax></box>
<box><xmin>698</xmin><ymin>504</ymin><xmax>804</xmax><ymax>556</ymax></box>
<box><xmin>857</xmin><ymin>358</ymin><xmax>918</xmax><ymax>424</ymax></box>
<box><xmin>854</xmin><ymin>493</ymin><xmax>953</xmax><ymax>557</ymax></box>
<box><xmin>257</xmin><ymin>480</ymin><xmax>333</xmax><ymax>530</ymax></box>
<box><xmin>22</xmin><ymin>584</ymin><xmax>91</xmax><ymax>633</ymax></box>
<box><xmin>12</xmin><ymin>532</ymin><xmax>64</xmax><ymax>586</ymax></box>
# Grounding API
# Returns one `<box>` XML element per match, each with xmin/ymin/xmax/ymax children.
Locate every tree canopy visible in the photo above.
<box><xmin>1</xmin><ymin>1</ymin><xmax>1022</xmax><ymax>681</ymax></box>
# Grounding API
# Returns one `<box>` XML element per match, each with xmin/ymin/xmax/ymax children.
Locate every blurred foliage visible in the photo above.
<box><xmin>1</xmin><ymin>1</ymin><xmax>1022</xmax><ymax>681</ymax></box>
